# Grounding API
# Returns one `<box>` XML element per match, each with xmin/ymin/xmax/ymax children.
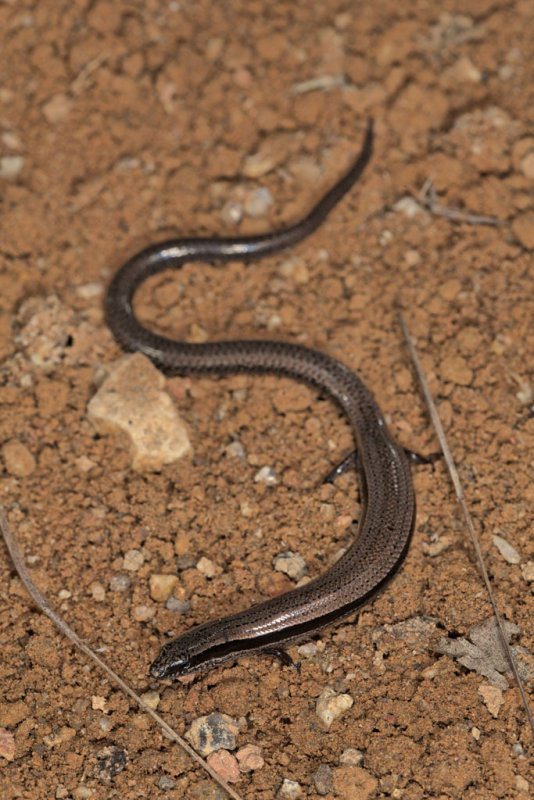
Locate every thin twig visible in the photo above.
<box><xmin>398</xmin><ymin>313</ymin><xmax>534</xmax><ymax>736</ymax></box>
<box><xmin>418</xmin><ymin>177</ymin><xmax>503</xmax><ymax>226</ymax></box>
<box><xmin>0</xmin><ymin>504</ymin><xmax>244</xmax><ymax>800</ymax></box>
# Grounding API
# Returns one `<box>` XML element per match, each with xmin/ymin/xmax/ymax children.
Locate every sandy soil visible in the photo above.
<box><xmin>1</xmin><ymin>1</ymin><xmax>534</xmax><ymax>798</ymax></box>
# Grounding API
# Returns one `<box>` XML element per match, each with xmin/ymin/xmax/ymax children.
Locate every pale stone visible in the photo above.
<box><xmin>87</xmin><ymin>353</ymin><xmax>191</xmax><ymax>472</ymax></box>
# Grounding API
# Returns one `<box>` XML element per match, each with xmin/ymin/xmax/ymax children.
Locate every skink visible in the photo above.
<box><xmin>104</xmin><ymin>120</ymin><xmax>415</xmax><ymax>679</ymax></box>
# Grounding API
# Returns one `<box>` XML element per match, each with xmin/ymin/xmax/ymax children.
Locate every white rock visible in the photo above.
<box><xmin>493</xmin><ymin>534</ymin><xmax>521</xmax><ymax>564</ymax></box>
<box><xmin>316</xmin><ymin>687</ymin><xmax>353</xmax><ymax>729</ymax></box>
<box><xmin>88</xmin><ymin>353</ymin><xmax>191</xmax><ymax>472</ymax></box>
<box><xmin>0</xmin><ymin>155</ymin><xmax>24</xmax><ymax>178</ymax></box>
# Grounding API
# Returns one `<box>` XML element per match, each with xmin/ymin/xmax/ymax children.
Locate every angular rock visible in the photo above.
<box><xmin>88</xmin><ymin>353</ymin><xmax>191</xmax><ymax>472</ymax></box>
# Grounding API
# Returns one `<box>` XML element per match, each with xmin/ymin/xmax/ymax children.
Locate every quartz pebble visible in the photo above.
<box><xmin>245</xmin><ymin>186</ymin><xmax>273</xmax><ymax>217</ymax></box>
<box><xmin>316</xmin><ymin>687</ymin><xmax>353</xmax><ymax>728</ymax></box>
<box><xmin>493</xmin><ymin>534</ymin><xmax>521</xmax><ymax>564</ymax></box>
<box><xmin>254</xmin><ymin>465</ymin><xmax>279</xmax><ymax>485</ymax></box>
<box><xmin>278</xmin><ymin>778</ymin><xmax>302</xmax><ymax>798</ymax></box>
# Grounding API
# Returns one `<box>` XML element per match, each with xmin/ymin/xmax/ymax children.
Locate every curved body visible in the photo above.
<box><xmin>105</xmin><ymin>122</ymin><xmax>415</xmax><ymax>679</ymax></box>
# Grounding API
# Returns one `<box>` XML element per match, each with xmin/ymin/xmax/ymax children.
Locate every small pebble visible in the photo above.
<box><xmin>98</xmin><ymin>718</ymin><xmax>111</xmax><ymax>733</ymax></box>
<box><xmin>221</xmin><ymin>200</ymin><xmax>244</xmax><ymax>225</ymax></box>
<box><xmin>176</xmin><ymin>553</ymin><xmax>196</xmax><ymax>570</ymax></box>
<box><xmin>123</xmin><ymin>549</ymin><xmax>144</xmax><ymax>571</ymax></box>
<box><xmin>2</xmin><ymin>440</ymin><xmax>36</xmax><ymax>477</ymax></box>
<box><xmin>166</xmin><ymin>596</ymin><xmax>191</xmax><ymax>614</ymax></box>
<box><xmin>254</xmin><ymin>465</ymin><xmax>278</xmax><ymax>485</ymax></box>
<box><xmin>245</xmin><ymin>187</ymin><xmax>273</xmax><ymax>217</ymax></box>
<box><xmin>267</xmin><ymin>313</ymin><xmax>282</xmax><ymax>330</ymax></box>
<box><xmin>339</xmin><ymin>748</ymin><xmax>364</xmax><ymax>766</ymax></box>
<box><xmin>394</xmin><ymin>196</ymin><xmax>425</xmax><ymax>218</ymax></box>
<box><xmin>44</xmin><ymin>727</ymin><xmax>76</xmax><ymax>748</ymax></box>
<box><xmin>94</xmin><ymin>745</ymin><xmax>128</xmax><ymax>780</ymax></box>
<box><xmin>236</xmin><ymin>744</ymin><xmax>264</xmax><ymax>772</ymax></box>
<box><xmin>298</xmin><ymin>642</ymin><xmax>319</xmax><ymax>658</ymax></box>
<box><xmin>73</xmin><ymin>787</ymin><xmax>93</xmax><ymax>799</ymax></box>
<box><xmin>226</xmin><ymin>440</ymin><xmax>246</xmax><ymax>461</ymax></box>
<box><xmin>278</xmin><ymin>255</ymin><xmax>309</xmax><ymax>284</ymax></box>
<box><xmin>42</xmin><ymin>93</ymin><xmax>72</xmax><ymax>123</ymax></box>
<box><xmin>479</xmin><ymin>683</ymin><xmax>504</xmax><ymax>717</ymax></box>
<box><xmin>149</xmin><ymin>574</ymin><xmax>178</xmax><ymax>602</ymax></box>
<box><xmin>1</xmin><ymin>131</ymin><xmax>22</xmax><ymax>149</ymax></box>
<box><xmin>207</xmin><ymin>750</ymin><xmax>240</xmax><ymax>783</ymax></box>
<box><xmin>132</xmin><ymin>605</ymin><xmax>155</xmax><ymax>622</ymax></box>
<box><xmin>422</xmin><ymin>535</ymin><xmax>453</xmax><ymax>557</ymax></box>
<box><xmin>242</xmin><ymin>152</ymin><xmax>276</xmax><ymax>178</ymax></box>
<box><xmin>76</xmin><ymin>455</ymin><xmax>97</xmax><ymax>473</ymax></box>
<box><xmin>0</xmin><ymin>155</ymin><xmax>24</xmax><ymax>179</ymax></box>
<box><xmin>313</xmin><ymin>763</ymin><xmax>334</xmax><ymax>795</ymax></box>
<box><xmin>521</xmin><ymin>562</ymin><xmax>534</xmax><ymax>582</ymax></box>
<box><xmin>240</xmin><ymin>500</ymin><xmax>259</xmax><ymax>518</ymax></box>
<box><xmin>493</xmin><ymin>534</ymin><xmax>521</xmax><ymax>564</ymax></box>
<box><xmin>278</xmin><ymin>778</ymin><xmax>302</xmax><ymax>798</ymax></box>
<box><xmin>316</xmin><ymin>687</ymin><xmax>353</xmax><ymax>729</ymax></box>
<box><xmin>109</xmin><ymin>574</ymin><xmax>131</xmax><ymax>592</ymax></box>
<box><xmin>158</xmin><ymin>776</ymin><xmax>175</xmax><ymax>790</ymax></box>
<box><xmin>273</xmin><ymin>552</ymin><xmax>307</xmax><ymax>581</ymax></box>
<box><xmin>91</xmin><ymin>696</ymin><xmax>106</xmax><ymax>711</ymax></box>
<box><xmin>196</xmin><ymin>556</ymin><xmax>221</xmax><ymax>578</ymax></box>
<box><xmin>139</xmin><ymin>690</ymin><xmax>160</xmax><ymax>710</ymax></box>
<box><xmin>185</xmin><ymin>713</ymin><xmax>239</xmax><ymax>756</ymax></box>
<box><xmin>76</xmin><ymin>283</ymin><xmax>103</xmax><ymax>300</ymax></box>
